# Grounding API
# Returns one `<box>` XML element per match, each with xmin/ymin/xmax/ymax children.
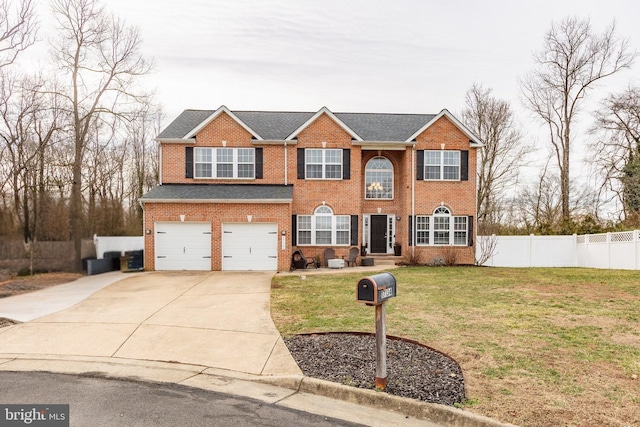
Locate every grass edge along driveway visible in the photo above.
<box><xmin>271</xmin><ymin>267</ymin><xmax>640</xmax><ymax>427</ymax></box>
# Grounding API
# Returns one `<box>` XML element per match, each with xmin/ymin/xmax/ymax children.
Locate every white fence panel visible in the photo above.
<box><xmin>94</xmin><ymin>235</ymin><xmax>144</xmax><ymax>259</ymax></box>
<box><xmin>479</xmin><ymin>235</ymin><xmax>575</xmax><ymax>267</ymax></box>
<box><xmin>478</xmin><ymin>230</ymin><xmax>640</xmax><ymax>270</ymax></box>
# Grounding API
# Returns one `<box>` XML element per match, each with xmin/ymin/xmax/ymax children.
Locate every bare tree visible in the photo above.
<box><xmin>521</xmin><ymin>17</ymin><xmax>636</xmax><ymax>223</ymax></box>
<box><xmin>590</xmin><ymin>87</ymin><xmax>640</xmax><ymax>224</ymax></box>
<box><xmin>50</xmin><ymin>0</ymin><xmax>152</xmax><ymax>270</ymax></box>
<box><xmin>0</xmin><ymin>0</ymin><xmax>36</xmax><ymax>68</ymax></box>
<box><xmin>461</xmin><ymin>84</ymin><xmax>529</xmax><ymax>234</ymax></box>
<box><xmin>0</xmin><ymin>69</ymin><xmax>62</xmax><ymax>247</ymax></box>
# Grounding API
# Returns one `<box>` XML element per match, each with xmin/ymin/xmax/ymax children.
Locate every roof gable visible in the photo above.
<box><xmin>184</xmin><ymin>105</ymin><xmax>262</xmax><ymax>140</ymax></box>
<box><xmin>406</xmin><ymin>109</ymin><xmax>483</xmax><ymax>146</ymax></box>
<box><xmin>285</xmin><ymin>107</ymin><xmax>363</xmax><ymax>141</ymax></box>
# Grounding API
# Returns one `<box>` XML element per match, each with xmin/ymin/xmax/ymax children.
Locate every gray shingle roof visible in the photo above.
<box><xmin>334</xmin><ymin>112</ymin><xmax>435</xmax><ymax>141</ymax></box>
<box><xmin>157</xmin><ymin>110</ymin><xmax>215</xmax><ymax>139</ymax></box>
<box><xmin>140</xmin><ymin>184</ymin><xmax>293</xmax><ymax>202</ymax></box>
<box><xmin>157</xmin><ymin>108</ymin><xmax>438</xmax><ymax>142</ymax></box>
<box><xmin>234</xmin><ymin>111</ymin><xmax>315</xmax><ymax>140</ymax></box>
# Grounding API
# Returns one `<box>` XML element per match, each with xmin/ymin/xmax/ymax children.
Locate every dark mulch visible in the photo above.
<box><xmin>0</xmin><ymin>317</ymin><xmax>19</xmax><ymax>328</ymax></box>
<box><xmin>0</xmin><ymin>282</ymin><xmax>40</xmax><ymax>298</ymax></box>
<box><xmin>284</xmin><ymin>333</ymin><xmax>465</xmax><ymax>406</ymax></box>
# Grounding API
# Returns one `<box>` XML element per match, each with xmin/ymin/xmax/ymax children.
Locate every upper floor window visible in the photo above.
<box><xmin>415</xmin><ymin>207</ymin><xmax>468</xmax><ymax>246</ymax></box>
<box><xmin>305</xmin><ymin>149</ymin><xmax>343</xmax><ymax>179</ymax></box>
<box><xmin>365</xmin><ymin>157</ymin><xmax>393</xmax><ymax>199</ymax></box>
<box><xmin>424</xmin><ymin>150</ymin><xmax>460</xmax><ymax>180</ymax></box>
<box><xmin>194</xmin><ymin>147</ymin><xmax>255</xmax><ymax>179</ymax></box>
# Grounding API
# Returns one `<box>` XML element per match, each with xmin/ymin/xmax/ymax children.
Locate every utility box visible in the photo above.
<box><xmin>356</xmin><ymin>272</ymin><xmax>397</xmax><ymax>305</ymax></box>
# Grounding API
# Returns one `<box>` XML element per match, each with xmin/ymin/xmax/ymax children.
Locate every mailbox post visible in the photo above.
<box><xmin>356</xmin><ymin>272</ymin><xmax>397</xmax><ymax>390</ymax></box>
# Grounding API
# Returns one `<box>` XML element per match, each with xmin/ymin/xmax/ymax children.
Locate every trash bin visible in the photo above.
<box><xmin>125</xmin><ymin>250</ymin><xmax>144</xmax><ymax>270</ymax></box>
<box><xmin>104</xmin><ymin>251</ymin><xmax>122</xmax><ymax>271</ymax></box>
<box><xmin>120</xmin><ymin>256</ymin><xmax>134</xmax><ymax>272</ymax></box>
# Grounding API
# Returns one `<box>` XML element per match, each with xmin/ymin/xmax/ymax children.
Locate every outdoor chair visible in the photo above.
<box><xmin>346</xmin><ymin>247</ymin><xmax>359</xmax><ymax>267</ymax></box>
<box><xmin>291</xmin><ymin>249</ymin><xmax>317</xmax><ymax>270</ymax></box>
<box><xmin>323</xmin><ymin>248</ymin><xmax>335</xmax><ymax>267</ymax></box>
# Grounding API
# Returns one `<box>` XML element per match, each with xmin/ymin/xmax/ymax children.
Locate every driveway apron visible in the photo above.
<box><xmin>0</xmin><ymin>272</ymin><xmax>301</xmax><ymax>377</ymax></box>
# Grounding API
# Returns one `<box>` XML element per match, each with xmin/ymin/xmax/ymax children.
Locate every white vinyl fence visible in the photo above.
<box><xmin>478</xmin><ymin>230</ymin><xmax>640</xmax><ymax>270</ymax></box>
<box><xmin>93</xmin><ymin>235</ymin><xmax>144</xmax><ymax>259</ymax></box>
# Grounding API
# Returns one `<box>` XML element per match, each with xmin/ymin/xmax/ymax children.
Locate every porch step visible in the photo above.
<box><xmin>363</xmin><ymin>255</ymin><xmax>405</xmax><ymax>266</ymax></box>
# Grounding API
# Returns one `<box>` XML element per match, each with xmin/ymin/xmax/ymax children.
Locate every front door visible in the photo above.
<box><xmin>370</xmin><ymin>215</ymin><xmax>387</xmax><ymax>254</ymax></box>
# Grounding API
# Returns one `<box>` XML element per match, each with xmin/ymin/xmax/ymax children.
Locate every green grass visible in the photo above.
<box><xmin>271</xmin><ymin>267</ymin><xmax>640</xmax><ymax>426</ymax></box>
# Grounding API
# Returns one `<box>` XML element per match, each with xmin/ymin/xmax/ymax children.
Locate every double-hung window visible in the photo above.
<box><xmin>305</xmin><ymin>149</ymin><xmax>342</xmax><ymax>179</ymax></box>
<box><xmin>415</xmin><ymin>207</ymin><xmax>468</xmax><ymax>246</ymax></box>
<box><xmin>297</xmin><ymin>206</ymin><xmax>350</xmax><ymax>246</ymax></box>
<box><xmin>424</xmin><ymin>150</ymin><xmax>460</xmax><ymax>180</ymax></box>
<box><xmin>194</xmin><ymin>147</ymin><xmax>255</xmax><ymax>179</ymax></box>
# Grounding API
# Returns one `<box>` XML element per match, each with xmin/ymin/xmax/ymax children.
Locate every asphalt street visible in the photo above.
<box><xmin>0</xmin><ymin>371</ymin><xmax>365</xmax><ymax>427</ymax></box>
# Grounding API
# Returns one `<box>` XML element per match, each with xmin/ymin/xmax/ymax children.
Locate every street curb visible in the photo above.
<box><xmin>256</xmin><ymin>375</ymin><xmax>517</xmax><ymax>427</ymax></box>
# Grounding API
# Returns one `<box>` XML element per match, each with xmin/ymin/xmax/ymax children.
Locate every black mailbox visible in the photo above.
<box><xmin>356</xmin><ymin>272</ymin><xmax>397</xmax><ymax>305</ymax></box>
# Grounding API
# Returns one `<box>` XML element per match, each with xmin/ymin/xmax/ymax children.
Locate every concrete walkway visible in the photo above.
<box><xmin>0</xmin><ymin>271</ymin><xmax>511</xmax><ymax>427</ymax></box>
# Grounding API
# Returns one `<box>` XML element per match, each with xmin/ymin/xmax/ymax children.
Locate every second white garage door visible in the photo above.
<box><xmin>222</xmin><ymin>223</ymin><xmax>278</xmax><ymax>271</ymax></box>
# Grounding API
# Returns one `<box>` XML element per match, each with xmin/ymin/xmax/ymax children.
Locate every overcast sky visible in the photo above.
<box><xmin>22</xmin><ymin>0</ymin><xmax>640</xmax><ymax>182</ymax></box>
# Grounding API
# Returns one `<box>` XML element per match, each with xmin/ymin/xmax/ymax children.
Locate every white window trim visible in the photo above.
<box><xmin>305</xmin><ymin>148</ymin><xmax>343</xmax><ymax>180</ymax></box>
<box><xmin>424</xmin><ymin>150</ymin><xmax>460</xmax><ymax>181</ymax></box>
<box><xmin>194</xmin><ymin>147</ymin><xmax>255</xmax><ymax>179</ymax></box>
<box><xmin>365</xmin><ymin>156</ymin><xmax>394</xmax><ymax>200</ymax></box>
<box><xmin>415</xmin><ymin>208</ymin><xmax>468</xmax><ymax>246</ymax></box>
<box><xmin>297</xmin><ymin>206</ymin><xmax>350</xmax><ymax>246</ymax></box>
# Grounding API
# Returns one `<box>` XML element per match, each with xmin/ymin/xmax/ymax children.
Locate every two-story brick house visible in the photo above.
<box><xmin>140</xmin><ymin>106</ymin><xmax>482</xmax><ymax>271</ymax></box>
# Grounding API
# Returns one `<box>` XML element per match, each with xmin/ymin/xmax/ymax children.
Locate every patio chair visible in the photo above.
<box><xmin>345</xmin><ymin>247</ymin><xmax>359</xmax><ymax>267</ymax></box>
<box><xmin>291</xmin><ymin>249</ymin><xmax>317</xmax><ymax>270</ymax></box>
<box><xmin>323</xmin><ymin>248</ymin><xmax>335</xmax><ymax>267</ymax></box>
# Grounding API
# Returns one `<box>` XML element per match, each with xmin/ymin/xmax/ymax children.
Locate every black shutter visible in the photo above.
<box><xmin>408</xmin><ymin>216</ymin><xmax>414</xmax><ymax>246</ymax></box>
<box><xmin>292</xmin><ymin>215</ymin><xmax>297</xmax><ymax>246</ymax></box>
<box><xmin>255</xmin><ymin>148</ymin><xmax>263</xmax><ymax>179</ymax></box>
<box><xmin>416</xmin><ymin>150</ymin><xmax>424</xmax><ymax>180</ymax></box>
<box><xmin>343</xmin><ymin>149</ymin><xmax>351</xmax><ymax>180</ymax></box>
<box><xmin>468</xmin><ymin>215</ymin><xmax>474</xmax><ymax>246</ymax></box>
<box><xmin>461</xmin><ymin>150</ymin><xmax>469</xmax><ymax>181</ymax></box>
<box><xmin>350</xmin><ymin>215</ymin><xmax>358</xmax><ymax>246</ymax></box>
<box><xmin>185</xmin><ymin>146</ymin><xmax>194</xmax><ymax>178</ymax></box>
<box><xmin>297</xmin><ymin>148</ymin><xmax>305</xmax><ymax>179</ymax></box>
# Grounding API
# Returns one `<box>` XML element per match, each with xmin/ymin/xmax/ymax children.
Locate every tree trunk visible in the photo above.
<box><xmin>70</xmin><ymin>138</ymin><xmax>83</xmax><ymax>272</ymax></box>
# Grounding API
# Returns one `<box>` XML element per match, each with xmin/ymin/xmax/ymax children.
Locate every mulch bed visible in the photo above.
<box><xmin>284</xmin><ymin>332</ymin><xmax>465</xmax><ymax>406</ymax></box>
<box><xmin>0</xmin><ymin>317</ymin><xmax>20</xmax><ymax>328</ymax></box>
<box><xmin>0</xmin><ymin>273</ymin><xmax>81</xmax><ymax>299</ymax></box>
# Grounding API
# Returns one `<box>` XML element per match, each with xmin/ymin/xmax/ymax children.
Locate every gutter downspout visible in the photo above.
<box><xmin>411</xmin><ymin>145</ymin><xmax>415</xmax><ymax>261</ymax></box>
<box><xmin>158</xmin><ymin>141</ymin><xmax>163</xmax><ymax>185</ymax></box>
<box><xmin>284</xmin><ymin>141</ymin><xmax>288</xmax><ymax>185</ymax></box>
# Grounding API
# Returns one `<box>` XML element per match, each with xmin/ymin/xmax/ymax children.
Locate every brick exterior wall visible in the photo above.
<box><xmin>144</xmin><ymin>110</ymin><xmax>479</xmax><ymax>270</ymax></box>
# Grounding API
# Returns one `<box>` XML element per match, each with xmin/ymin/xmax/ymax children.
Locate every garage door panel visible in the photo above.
<box><xmin>222</xmin><ymin>223</ymin><xmax>277</xmax><ymax>271</ymax></box>
<box><xmin>155</xmin><ymin>222</ymin><xmax>211</xmax><ymax>271</ymax></box>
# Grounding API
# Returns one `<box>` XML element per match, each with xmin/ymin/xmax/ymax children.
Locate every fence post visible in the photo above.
<box><xmin>633</xmin><ymin>230</ymin><xmax>640</xmax><ymax>270</ymax></box>
<box><xmin>573</xmin><ymin>234</ymin><xmax>577</xmax><ymax>267</ymax></box>
<box><xmin>607</xmin><ymin>232</ymin><xmax>611</xmax><ymax>269</ymax></box>
<box><xmin>529</xmin><ymin>234</ymin><xmax>534</xmax><ymax>267</ymax></box>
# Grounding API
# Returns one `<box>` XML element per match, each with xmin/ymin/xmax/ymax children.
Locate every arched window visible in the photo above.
<box><xmin>433</xmin><ymin>207</ymin><xmax>451</xmax><ymax>245</ymax></box>
<box><xmin>365</xmin><ymin>157</ymin><xmax>393</xmax><ymax>199</ymax></box>
<box><xmin>415</xmin><ymin>206</ymin><xmax>468</xmax><ymax>246</ymax></box>
<box><xmin>297</xmin><ymin>206</ymin><xmax>351</xmax><ymax>246</ymax></box>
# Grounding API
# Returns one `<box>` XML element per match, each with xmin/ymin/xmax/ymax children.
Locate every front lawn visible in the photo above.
<box><xmin>271</xmin><ymin>267</ymin><xmax>640</xmax><ymax>427</ymax></box>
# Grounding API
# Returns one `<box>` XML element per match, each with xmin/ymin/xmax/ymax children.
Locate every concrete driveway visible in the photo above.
<box><xmin>0</xmin><ymin>272</ymin><xmax>301</xmax><ymax>377</ymax></box>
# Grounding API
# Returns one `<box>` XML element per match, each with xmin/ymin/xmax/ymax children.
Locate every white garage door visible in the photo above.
<box><xmin>155</xmin><ymin>222</ymin><xmax>211</xmax><ymax>270</ymax></box>
<box><xmin>222</xmin><ymin>223</ymin><xmax>278</xmax><ymax>271</ymax></box>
